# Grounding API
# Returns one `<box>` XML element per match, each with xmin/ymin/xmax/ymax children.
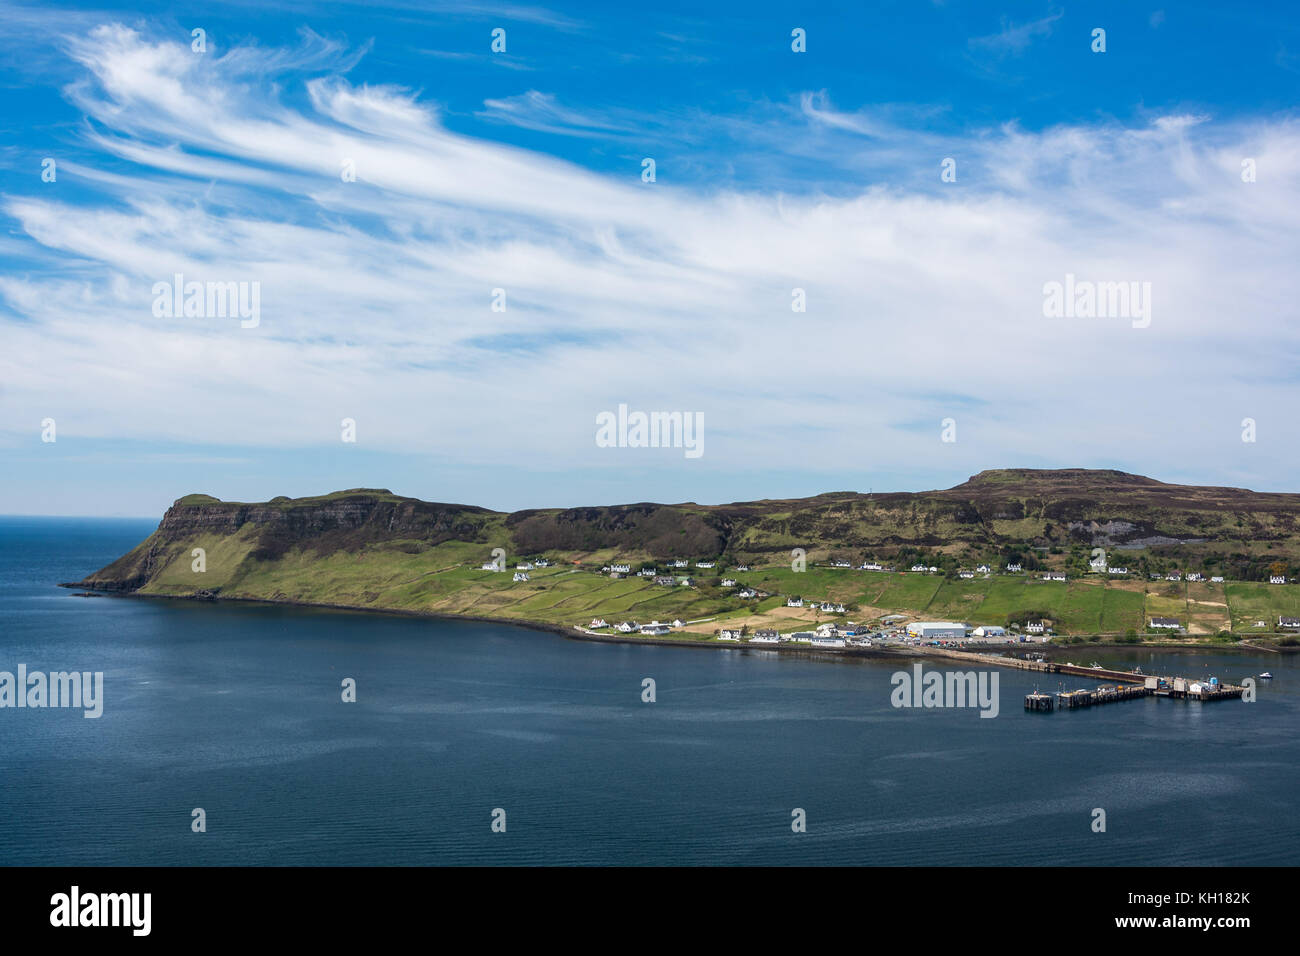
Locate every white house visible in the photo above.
<box><xmin>640</xmin><ymin>622</ymin><xmax>673</xmax><ymax>636</ymax></box>
<box><xmin>1186</xmin><ymin>572</ymin><xmax>1203</xmax><ymax>582</ymax></box>
<box><xmin>719</xmin><ymin>628</ymin><xmax>743</xmax><ymax>641</ymax></box>
<box><xmin>721</xmin><ymin>578</ymin><xmax>737</xmax><ymax>587</ymax></box>
<box><xmin>976</xmin><ymin>565</ymin><xmax>991</xmax><ymax>574</ymax></box>
<box><xmin>617</xmin><ymin>621</ymin><xmax>638</xmax><ymax>633</ymax></box>
<box><xmin>516</xmin><ymin>562</ymin><xmax>534</xmax><ymax>571</ymax></box>
<box><xmin>1271</xmin><ymin>575</ymin><xmax>1288</xmax><ymax>585</ymax></box>
<box><xmin>1210</xmin><ymin>576</ymin><xmax>1224</xmax><ymax>583</ymax></box>
<box><xmin>534</xmin><ymin>559</ymin><xmax>551</xmax><ymax>567</ymax></box>
<box><xmin>958</xmin><ymin>570</ymin><xmax>975</xmax><ymax>579</ymax></box>
<box><xmin>789</xmin><ymin>631</ymin><xmax>815</xmax><ymax>643</ymax></box>
<box><xmin>738</xmin><ymin>588</ymin><xmax>757</xmax><ymax>598</ymax></box>
<box><xmin>512</xmin><ymin>571</ymin><xmax>530</xmax><ymax>582</ymax></box>
<box><xmin>1150</xmin><ymin>617</ymin><xmax>1180</xmax><ymax>630</ymax></box>
<box><xmin>971</xmin><ymin>625</ymin><xmax>1006</xmax><ymax>638</ymax></box>
<box><xmin>734</xmin><ymin>564</ymin><xmax>750</xmax><ymax>572</ymax></box>
<box><xmin>611</xmin><ymin>564</ymin><xmax>631</xmax><ymax>574</ymax></box>
<box><xmin>1026</xmin><ymin>621</ymin><xmax>1046</xmax><ymax>635</ymax></box>
<box><xmin>910</xmin><ymin>564</ymin><xmax>927</xmax><ymax>572</ymax></box>
<box><xmin>1042</xmin><ymin>572</ymin><xmax>1066</xmax><ymax>582</ymax></box>
<box><xmin>862</xmin><ymin>562</ymin><xmax>884</xmax><ymax>571</ymax></box>
<box><xmin>1279</xmin><ymin>617</ymin><xmax>1300</xmax><ymax>629</ymax></box>
<box><xmin>588</xmin><ymin>618</ymin><xmax>609</xmax><ymax>629</ymax></box>
<box><xmin>638</xmin><ymin>567</ymin><xmax>656</xmax><ymax>577</ymax></box>
<box><xmin>695</xmin><ymin>561</ymin><xmax>715</xmax><ymax>569</ymax></box>
<box><xmin>830</xmin><ymin>559</ymin><xmax>852</xmax><ymax>568</ymax></box>
<box><xmin>786</xmin><ymin>597</ymin><xmax>804</xmax><ymax>608</ymax></box>
<box><xmin>1109</xmin><ymin>567</ymin><xmax>1129</xmax><ymax>575</ymax></box>
<box><xmin>671</xmin><ymin>559</ymin><xmax>689</xmax><ymax>569</ymax></box>
<box><xmin>672</xmin><ymin>619</ymin><xmax>685</xmax><ymax>627</ymax></box>
<box><xmin>750</xmin><ymin>629</ymin><xmax>780</xmax><ymax>644</ymax></box>
<box><xmin>1006</xmin><ymin>563</ymin><xmax>1022</xmax><ymax>573</ymax></box>
<box><xmin>1166</xmin><ymin>572</ymin><xmax>1182</xmax><ymax>581</ymax></box>
<box><xmin>481</xmin><ymin>562</ymin><xmax>502</xmax><ymax>572</ymax></box>
<box><xmin>810</xmin><ymin>634</ymin><xmax>846</xmax><ymax>648</ymax></box>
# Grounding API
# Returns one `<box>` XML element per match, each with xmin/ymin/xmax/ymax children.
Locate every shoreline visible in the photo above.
<box><xmin>60</xmin><ymin>586</ymin><xmax>1293</xmax><ymax>663</ymax></box>
<box><xmin>61</xmin><ymin>587</ymin><xmax>907</xmax><ymax>660</ymax></box>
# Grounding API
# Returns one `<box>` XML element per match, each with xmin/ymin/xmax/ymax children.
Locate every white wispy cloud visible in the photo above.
<box><xmin>476</xmin><ymin>90</ymin><xmax>638</xmax><ymax>137</ymax></box>
<box><xmin>969</xmin><ymin>10</ymin><xmax>1064</xmax><ymax>57</ymax></box>
<box><xmin>1</xmin><ymin>22</ymin><xmax>1298</xmax><ymax>497</ymax></box>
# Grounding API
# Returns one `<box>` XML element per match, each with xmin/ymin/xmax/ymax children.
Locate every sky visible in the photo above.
<box><xmin>1</xmin><ymin>1</ymin><xmax>1299</xmax><ymax>516</ymax></box>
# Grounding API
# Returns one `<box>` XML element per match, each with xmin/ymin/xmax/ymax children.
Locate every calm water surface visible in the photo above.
<box><xmin>1</xmin><ymin>517</ymin><xmax>1296</xmax><ymax>865</ymax></box>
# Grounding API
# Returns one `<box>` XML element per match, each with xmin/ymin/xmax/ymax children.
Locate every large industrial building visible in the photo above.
<box><xmin>906</xmin><ymin>621</ymin><xmax>968</xmax><ymax>640</ymax></box>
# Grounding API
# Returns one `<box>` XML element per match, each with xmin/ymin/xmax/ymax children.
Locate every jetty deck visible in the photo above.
<box><xmin>910</xmin><ymin>647</ymin><xmax>1248</xmax><ymax>714</ymax></box>
<box><xmin>1022</xmin><ymin>676</ymin><xmax>1244</xmax><ymax>713</ymax></box>
<box><xmin>1052</xmin><ymin>684</ymin><xmax>1153</xmax><ymax>709</ymax></box>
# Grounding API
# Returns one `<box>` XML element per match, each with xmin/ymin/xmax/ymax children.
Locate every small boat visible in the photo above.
<box><xmin>1259</xmin><ymin>672</ymin><xmax>1273</xmax><ymax>679</ymax></box>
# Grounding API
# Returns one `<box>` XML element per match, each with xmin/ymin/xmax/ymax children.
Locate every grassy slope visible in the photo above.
<box><xmin>84</xmin><ymin>469</ymin><xmax>1300</xmax><ymax>639</ymax></box>
<box><xmin>124</xmin><ymin>526</ymin><xmax>1296</xmax><ymax>637</ymax></box>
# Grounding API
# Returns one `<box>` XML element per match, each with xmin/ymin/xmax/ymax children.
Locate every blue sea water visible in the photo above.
<box><xmin>1</xmin><ymin>516</ymin><xmax>1297</xmax><ymax>866</ymax></box>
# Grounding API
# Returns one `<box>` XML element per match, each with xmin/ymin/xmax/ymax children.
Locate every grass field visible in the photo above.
<box><xmin>1224</xmin><ymin>582</ymin><xmax>1300</xmax><ymax>632</ymax></box>
<box><xmin>124</xmin><ymin>531</ymin><xmax>1300</xmax><ymax>640</ymax></box>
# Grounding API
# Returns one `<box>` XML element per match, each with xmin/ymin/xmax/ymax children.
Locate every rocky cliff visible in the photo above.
<box><xmin>71</xmin><ymin>470</ymin><xmax>1300</xmax><ymax>592</ymax></box>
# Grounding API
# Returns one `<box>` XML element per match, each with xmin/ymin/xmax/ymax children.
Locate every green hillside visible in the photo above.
<box><xmin>68</xmin><ymin>471</ymin><xmax>1300</xmax><ymax>641</ymax></box>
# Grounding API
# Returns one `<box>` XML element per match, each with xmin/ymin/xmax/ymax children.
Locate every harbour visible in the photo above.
<box><xmin>1024</xmin><ymin>673</ymin><xmax>1246</xmax><ymax>712</ymax></box>
<box><xmin>906</xmin><ymin>645</ymin><xmax>1252</xmax><ymax>713</ymax></box>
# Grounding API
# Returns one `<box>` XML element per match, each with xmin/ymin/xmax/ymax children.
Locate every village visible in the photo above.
<box><xmin>578</xmin><ymin>614</ymin><xmax>1055</xmax><ymax>649</ymax></box>
<box><xmin>474</xmin><ymin>548</ymin><xmax>1300</xmax><ymax>647</ymax></box>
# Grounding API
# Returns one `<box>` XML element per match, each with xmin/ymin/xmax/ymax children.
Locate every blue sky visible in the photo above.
<box><xmin>1</xmin><ymin>1</ymin><xmax>1299</xmax><ymax>516</ymax></box>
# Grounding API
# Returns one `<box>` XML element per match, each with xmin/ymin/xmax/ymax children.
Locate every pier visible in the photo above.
<box><xmin>1050</xmin><ymin>663</ymin><xmax>1146</xmax><ymax>684</ymax></box>
<box><xmin>1051</xmin><ymin>684</ymin><xmax>1152</xmax><ymax>709</ymax></box>
<box><xmin>916</xmin><ymin>646</ymin><xmax>1245</xmax><ymax>714</ymax></box>
<box><xmin>1025</xmin><ymin>678</ymin><xmax>1243</xmax><ymax>713</ymax></box>
<box><xmin>1151</xmin><ymin>677</ymin><xmax>1246</xmax><ymax>702</ymax></box>
<box><xmin>919</xmin><ymin>648</ymin><xmax>1146</xmax><ymax>685</ymax></box>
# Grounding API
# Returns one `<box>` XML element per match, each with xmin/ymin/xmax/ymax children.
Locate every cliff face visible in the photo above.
<box><xmin>155</xmin><ymin>492</ymin><xmax>494</xmax><ymax>539</ymax></box>
<box><xmin>76</xmin><ymin>490</ymin><xmax>501</xmax><ymax>590</ymax></box>
<box><xmin>506</xmin><ymin>504</ymin><xmax>731</xmax><ymax>557</ymax></box>
<box><xmin>71</xmin><ymin>470</ymin><xmax>1300</xmax><ymax>593</ymax></box>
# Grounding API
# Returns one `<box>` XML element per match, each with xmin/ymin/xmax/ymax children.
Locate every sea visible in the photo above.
<box><xmin>1</xmin><ymin>516</ymin><xmax>1297</xmax><ymax>866</ymax></box>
